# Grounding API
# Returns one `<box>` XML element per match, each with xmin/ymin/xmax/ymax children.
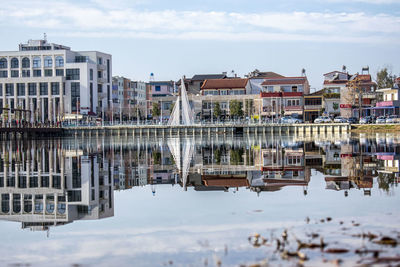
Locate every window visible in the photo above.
<box><xmin>11</xmin><ymin>70</ymin><xmax>19</xmax><ymax>78</ymax></box>
<box><xmin>97</xmin><ymin>57</ymin><xmax>102</xmax><ymax>65</ymax></box>
<box><xmin>75</xmin><ymin>56</ymin><xmax>88</xmax><ymax>63</ymax></box>
<box><xmin>22</xmin><ymin>70</ymin><xmax>30</xmax><ymax>77</ymax></box>
<box><xmin>71</xmin><ymin>82</ymin><xmax>80</xmax><ymax>112</ymax></box>
<box><xmin>155</xmin><ymin>85</ymin><xmax>161</xmax><ymax>91</ymax></box>
<box><xmin>66</xmin><ymin>69</ymin><xmax>80</xmax><ymax>80</ymax></box>
<box><xmin>10</xmin><ymin>58</ymin><xmax>19</xmax><ymax>68</ymax></box>
<box><xmin>0</xmin><ymin>58</ymin><xmax>7</xmax><ymax>69</ymax></box>
<box><xmin>33</xmin><ymin>57</ymin><xmax>41</xmax><ymax>68</ymax></box>
<box><xmin>28</xmin><ymin>83</ymin><xmax>36</xmax><ymax>96</ymax></box>
<box><xmin>22</xmin><ymin>57</ymin><xmax>30</xmax><ymax>68</ymax></box>
<box><xmin>97</xmin><ymin>84</ymin><xmax>102</xmax><ymax>93</ymax></box>
<box><xmin>44</xmin><ymin>56</ymin><xmax>52</xmax><ymax>67</ymax></box>
<box><xmin>44</xmin><ymin>69</ymin><xmax>53</xmax><ymax>77</ymax></box>
<box><xmin>97</xmin><ymin>71</ymin><xmax>102</xmax><ymax>79</ymax></box>
<box><xmin>6</xmin><ymin>84</ymin><xmax>14</xmax><ymax>96</ymax></box>
<box><xmin>90</xmin><ymin>69</ymin><xmax>93</xmax><ymax>81</ymax></box>
<box><xmin>56</xmin><ymin>69</ymin><xmax>64</xmax><ymax>76</ymax></box>
<box><xmin>40</xmin><ymin>83</ymin><xmax>48</xmax><ymax>95</ymax></box>
<box><xmin>107</xmin><ymin>59</ymin><xmax>110</xmax><ymax>83</ymax></box>
<box><xmin>0</xmin><ymin>71</ymin><xmax>7</xmax><ymax>78</ymax></box>
<box><xmin>51</xmin><ymin>83</ymin><xmax>59</xmax><ymax>95</ymax></box>
<box><xmin>17</xmin><ymin>84</ymin><xmax>25</xmax><ymax>96</ymax></box>
<box><xmin>55</xmin><ymin>56</ymin><xmax>64</xmax><ymax>67</ymax></box>
<box><xmin>33</xmin><ymin>70</ymin><xmax>41</xmax><ymax>77</ymax></box>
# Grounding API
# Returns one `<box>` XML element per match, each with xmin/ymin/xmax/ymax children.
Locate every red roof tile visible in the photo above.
<box><xmin>201</xmin><ymin>78</ymin><xmax>248</xmax><ymax>90</ymax></box>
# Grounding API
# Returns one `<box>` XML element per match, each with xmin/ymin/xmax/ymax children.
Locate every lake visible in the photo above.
<box><xmin>0</xmin><ymin>133</ymin><xmax>399</xmax><ymax>266</ymax></box>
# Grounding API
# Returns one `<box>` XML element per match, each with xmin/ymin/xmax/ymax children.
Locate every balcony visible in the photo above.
<box><xmin>304</xmin><ymin>105</ymin><xmax>322</xmax><ymax>111</ymax></box>
<box><xmin>97</xmin><ymin>77</ymin><xmax>107</xmax><ymax>84</ymax></box>
<box><xmin>284</xmin><ymin>105</ymin><xmax>303</xmax><ymax>111</ymax></box>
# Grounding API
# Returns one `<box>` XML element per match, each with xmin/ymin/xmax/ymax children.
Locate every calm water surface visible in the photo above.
<box><xmin>0</xmin><ymin>134</ymin><xmax>399</xmax><ymax>266</ymax></box>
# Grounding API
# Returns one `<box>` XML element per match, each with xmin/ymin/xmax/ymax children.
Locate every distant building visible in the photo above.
<box><xmin>178</xmin><ymin>73</ymin><xmax>227</xmax><ymax>95</ymax></box>
<box><xmin>260</xmin><ymin>75</ymin><xmax>310</xmax><ymax>119</ymax></box>
<box><xmin>0</xmin><ymin>39</ymin><xmax>112</xmax><ymax>123</ymax></box>
<box><xmin>131</xmin><ymin>81</ymin><xmax>147</xmax><ymax>119</ymax></box>
<box><xmin>304</xmin><ymin>89</ymin><xmax>324</xmax><ymax>122</ymax></box>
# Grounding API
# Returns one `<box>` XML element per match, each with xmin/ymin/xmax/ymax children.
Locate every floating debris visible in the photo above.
<box><xmin>324</xmin><ymin>248</ymin><xmax>349</xmax><ymax>254</ymax></box>
<box><xmin>297</xmin><ymin>238</ymin><xmax>327</xmax><ymax>250</ymax></box>
<box><xmin>373</xmin><ymin>236</ymin><xmax>398</xmax><ymax>246</ymax></box>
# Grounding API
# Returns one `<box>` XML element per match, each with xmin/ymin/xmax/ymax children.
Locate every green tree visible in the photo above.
<box><xmin>152</xmin><ymin>102</ymin><xmax>160</xmax><ymax>118</ymax></box>
<box><xmin>333</xmin><ymin>102</ymin><xmax>339</xmax><ymax>112</ymax></box>
<box><xmin>376</xmin><ymin>68</ymin><xmax>396</xmax><ymax>89</ymax></box>
<box><xmin>229</xmin><ymin>100</ymin><xmax>243</xmax><ymax>118</ymax></box>
<box><xmin>213</xmin><ymin>102</ymin><xmax>221</xmax><ymax>119</ymax></box>
<box><xmin>230</xmin><ymin>148</ymin><xmax>244</xmax><ymax>165</ymax></box>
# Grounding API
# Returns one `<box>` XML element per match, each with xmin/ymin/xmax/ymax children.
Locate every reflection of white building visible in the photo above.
<box><xmin>0</xmin><ymin>141</ymin><xmax>113</xmax><ymax>231</ymax></box>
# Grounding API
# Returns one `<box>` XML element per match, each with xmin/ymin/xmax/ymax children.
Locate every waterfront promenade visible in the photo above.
<box><xmin>62</xmin><ymin>122</ymin><xmax>351</xmax><ymax>138</ymax></box>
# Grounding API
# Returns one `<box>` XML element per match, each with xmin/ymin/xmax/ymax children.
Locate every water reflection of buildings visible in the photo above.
<box><xmin>0</xmin><ymin>140</ymin><xmax>114</xmax><ymax>231</ymax></box>
<box><xmin>2</xmin><ymin>134</ymin><xmax>399</xmax><ymax>230</ymax></box>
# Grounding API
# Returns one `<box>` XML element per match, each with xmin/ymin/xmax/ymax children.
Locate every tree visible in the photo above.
<box><xmin>333</xmin><ymin>102</ymin><xmax>339</xmax><ymax>112</ymax></box>
<box><xmin>152</xmin><ymin>102</ymin><xmax>160</xmax><ymax>118</ymax></box>
<box><xmin>229</xmin><ymin>100</ymin><xmax>243</xmax><ymax>118</ymax></box>
<box><xmin>213</xmin><ymin>102</ymin><xmax>221</xmax><ymax>119</ymax></box>
<box><xmin>376</xmin><ymin>68</ymin><xmax>396</xmax><ymax>89</ymax></box>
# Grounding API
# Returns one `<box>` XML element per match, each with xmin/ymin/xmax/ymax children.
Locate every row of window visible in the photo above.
<box><xmin>0</xmin><ymin>82</ymin><xmax>63</xmax><ymax>96</ymax></box>
<box><xmin>203</xmin><ymin>90</ymin><xmax>246</xmax><ymax>96</ymax></box>
<box><xmin>0</xmin><ymin>56</ymin><xmax>64</xmax><ymax>69</ymax></box>
<box><xmin>0</xmin><ymin>69</ymin><xmax>65</xmax><ymax>78</ymax></box>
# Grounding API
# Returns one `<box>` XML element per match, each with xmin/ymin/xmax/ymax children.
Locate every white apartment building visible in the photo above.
<box><xmin>0</xmin><ymin>39</ymin><xmax>112</xmax><ymax>123</ymax></box>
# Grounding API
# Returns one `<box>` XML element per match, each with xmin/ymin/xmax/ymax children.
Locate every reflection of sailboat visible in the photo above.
<box><xmin>168</xmin><ymin>77</ymin><xmax>194</xmax><ymax>126</ymax></box>
<box><xmin>167</xmin><ymin>137</ymin><xmax>195</xmax><ymax>190</ymax></box>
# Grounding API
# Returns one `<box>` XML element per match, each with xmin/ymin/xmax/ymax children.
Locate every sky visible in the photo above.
<box><xmin>0</xmin><ymin>0</ymin><xmax>399</xmax><ymax>90</ymax></box>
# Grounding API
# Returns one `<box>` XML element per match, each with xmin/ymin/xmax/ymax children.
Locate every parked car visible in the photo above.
<box><xmin>360</xmin><ymin>116</ymin><xmax>374</xmax><ymax>124</ymax></box>
<box><xmin>333</xmin><ymin>116</ymin><xmax>348</xmax><ymax>123</ymax></box>
<box><xmin>314</xmin><ymin>116</ymin><xmax>332</xmax><ymax>123</ymax></box>
<box><xmin>279</xmin><ymin>116</ymin><xmax>303</xmax><ymax>124</ymax></box>
<box><xmin>376</xmin><ymin>116</ymin><xmax>387</xmax><ymax>124</ymax></box>
<box><xmin>386</xmin><ymin>115</ymin><xmax>400</xmax><ymax>123</ymax></box>
<box><xmin>347</xmin><ymin>117</ymin><xmax>358</xmax><ymax>124</ymax></box>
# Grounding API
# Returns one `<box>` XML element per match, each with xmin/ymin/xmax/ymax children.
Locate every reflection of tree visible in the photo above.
<box><xmin>153</xmin><ymin>151</ymin><xmax>161</xmax><ymax>165</ymax></box>
<box><xmin>230</xmin><ymin>148</ymin><xmax>244</xmax><ymax>165</ymax></box>
<box><xmin>214</xmin><ymin>148</ymin><xmax>221</xmax><ymax>164</ymax></box>
<box><xmin>378</xmin><ymin>172</ymin><xmax>397</xmax><ymax>192</ymax></box>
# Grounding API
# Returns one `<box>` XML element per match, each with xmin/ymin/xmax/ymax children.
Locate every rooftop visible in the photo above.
<box><xmin>201</xmin><ymin>78</ymin><xmax>248</xmax><ymax>89</ymax></box>
<box><xmin>261</xmin><ymin>77</ymin><xmax>307</xmax><ymax>86</ymax></box>
<box><xmin>191</xmin><ymin>74</ymin><xmax>227</xmax><ymax>81</ymax></box>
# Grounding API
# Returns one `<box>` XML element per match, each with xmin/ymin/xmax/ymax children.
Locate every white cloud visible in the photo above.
<box><xmin>0</xmin><ymin>0</ymin><xmax>399</xmax><ymax>43</ymax></box>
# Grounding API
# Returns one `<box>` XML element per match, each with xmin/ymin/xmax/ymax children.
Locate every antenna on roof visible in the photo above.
<box><xmin>301</xmin><ymin>68</ymin><xmax>306</xmax><ymax>77</ymax></box>
<box><xmin>342</xmin><ymin>65</ymin><xmax>347</xmax><ymax>72</ymax></box>
<box><xmin>149</xmin><ymin>72</ymin><xmax>155</xmax><ymax>82</ymax></box>
<box><xmin>362</xmin><ymin>66</ymin><xmax>369</xmax><ymax>74</ymax></box>
<box><xmin>43</xmin><ymin>33</ymin><xmax>47</xmax><ymax>42</ymax></box>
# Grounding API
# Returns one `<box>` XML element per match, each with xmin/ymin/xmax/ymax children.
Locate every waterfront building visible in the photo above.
<box><xmin>339</xmin><ymin>70</ymin><xmax>377</xmax><ymax>118</ymax></box>
<box><xmin>372</xmin><ymin>87</ymin><xmax>400</xmax><ymax>116</ymax></box>
<box><xmin>178</xmin><ymin>73</ymin><xmax>227</xmax><ymax>95</ymax></box>
<box><xmin>150</xmin><ymin>81</ymin><xmax>175</xmax><ymax>121</ymax></box>
<box><xmin>260</xmin><ymin>75</ymin><xmax>310</xmax><ymax>120</ymax></box>
<box><xmin>246</xmin><ymin>70</ymin><xmax>285</xmax><ymax>95</ymax></box>
<box><xmin>0</xmin><ymin>39</ymin><xmax>112</xmax><ymax>124</ymax></box>
<box><xmin>304</xmin><ymin>90</ymin><xmax>323</xmax><ymax>122</ymax></box>
<box><xmin>131</xmin><ymin>81</ymin><xmax>147</xmax><ymax>119</ymax></box>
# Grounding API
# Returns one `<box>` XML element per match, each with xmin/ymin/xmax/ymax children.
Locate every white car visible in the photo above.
<box><xmin>314</xmin><ymin>116</ymin><xmax>332</xmax><ymax>123</ymax></box>
<box><xmin>333</xmin><ymin>116</ymin><xmax>347</xmax><ymax>123</ymax></box>
<box><xmin>376</xmin><ymin>116</ymin><xmax>387</xmax><ymax>124</ymax></box>
<box><xmin>386</xmin><ymin>115</ymin><xmax>400</xmax><ymax>123</ymax></box>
